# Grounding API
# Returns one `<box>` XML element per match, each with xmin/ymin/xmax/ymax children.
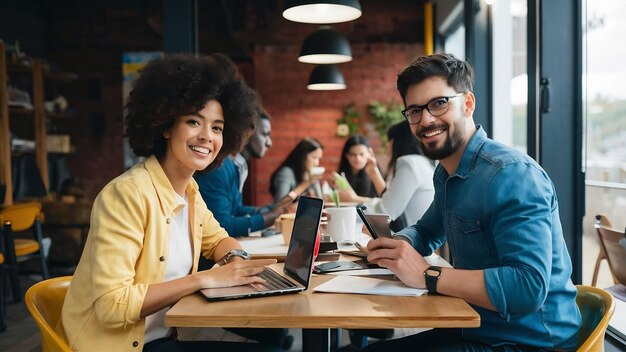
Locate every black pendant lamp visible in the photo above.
<box><xmin>307</xmin><ymin>64</ymin><xmax>346</xmax><ymax>90</ymax></box>
<box><xmin>299</xmin><ymin>27</ymin><xmax>352</xmax><ymax>64</ymax></box>
<box><xmin>283</xmin><ymin>0</ymin><xmax>362</xmax><ymax>24</ymax></box>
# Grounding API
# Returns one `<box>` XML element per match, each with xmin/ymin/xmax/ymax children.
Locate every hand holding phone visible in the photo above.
<box><xmin>356</xmin><ymin>205</ymin><xmax>392</xmax><ymax>239</ymax></box>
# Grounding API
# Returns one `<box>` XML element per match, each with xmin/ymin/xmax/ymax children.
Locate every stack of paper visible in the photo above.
<box><xmin>314</xmin><ymin>276</ymin><xmax>427</xmax><ymax>297</ymax></box>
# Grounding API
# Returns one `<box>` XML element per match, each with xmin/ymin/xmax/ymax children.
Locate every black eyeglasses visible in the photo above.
<box><xmin>401</xmin><ymin>93</ymin><xmax>465</xmax><ymax>125</ymax></box>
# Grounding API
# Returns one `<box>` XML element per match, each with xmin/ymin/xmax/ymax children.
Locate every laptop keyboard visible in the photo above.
<box><xmin>255</xmin><ymin>268</ymin><xmax>297</xmax><ymax>290</ymax></box>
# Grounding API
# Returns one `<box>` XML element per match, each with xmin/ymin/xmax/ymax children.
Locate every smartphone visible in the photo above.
<box><xmin>356</xmin><ymin>206</ymin><xmax>392</xmax><ymax>239</ymax></box>
<box><xmin>313</xmin><ymin>260</ymin><xmax>363</xmax><ymax>274</ymax></box>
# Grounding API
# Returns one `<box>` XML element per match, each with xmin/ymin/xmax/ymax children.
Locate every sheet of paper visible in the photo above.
<box><xmin>426</xmin><ymin>253</ymin><xmax>453</xmax><ymax>268</ymax></box>
<box><xmin>607</xmin><ymin>285</ymin><xmax>626</xmax><ymax>341</ymax></box>
<box><xmin>239</xmin><ymin>234</ymin><xmax>288</xmax><ymax>255</ymax></box>
<box><xmin>327</xmin><ymin>268</ymin><xmax>394</xmax><ymax>276</ymax></box>
<box><xmin>313</xmin><ymin>276</ymin><xmax>427</xmax><ymax>297</ymax></box>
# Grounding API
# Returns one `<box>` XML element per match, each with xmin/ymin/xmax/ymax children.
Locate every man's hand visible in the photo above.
<box><xmin>366</xmin><ymin>237</ymin><xmax>429</xmax><ymax>288</ymax></box>
<box><xmin>262</xmin><ymin>207</ymin><xmax>283</xmax><ymax>228</ymax></box>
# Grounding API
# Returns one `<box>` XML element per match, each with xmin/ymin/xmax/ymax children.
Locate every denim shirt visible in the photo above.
<box><xmin>195</xmin><ymin>157</ymin><xmax>267</xmax><ymax>237</ymax></box>
<box><xmin>395</xmin><ymin>127</ymin><xmax>581</xmax><ymax>349</ymax></box>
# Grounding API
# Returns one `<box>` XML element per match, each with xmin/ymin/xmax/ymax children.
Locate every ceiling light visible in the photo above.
<box><xmin>307</xmin><ymin>65</ymin><xmax>346</xmax><ymax>90</ymax></box>
<box><xmin>299</xmin><ymin>27</ymin><xmax>352</xmax><ymax>64</ymax></box>
<box><xmin>283</xmin><ymin>0</ymin><xmax>362</xmax><ymax>24</ymax></box>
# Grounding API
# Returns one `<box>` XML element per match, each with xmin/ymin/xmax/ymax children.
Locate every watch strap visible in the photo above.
<box><xmin>220</xmin><ymin>249</ymin><xmax>250</xmax><ymax>265</ymax></box>
<box><xmin>424</xmin><ymin>266</ymin><xmax>441</xmax><ymax>294</ymax></box>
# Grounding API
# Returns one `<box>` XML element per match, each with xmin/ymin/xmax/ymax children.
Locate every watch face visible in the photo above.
<box><xmin>425</xmin><ymin>267</ymin><xmax>441</xmax><ymax>277</ymax></box>
<box><xmin>230</xmin><ymin>249</ymin><xmax>250</xmax><ymax>260</ymax></box>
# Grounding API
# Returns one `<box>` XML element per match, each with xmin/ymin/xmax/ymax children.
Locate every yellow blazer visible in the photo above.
<box><xmin>57</xmin><ymin>156</ymin><xmax>228</xmax><ymax>351</ymax></box>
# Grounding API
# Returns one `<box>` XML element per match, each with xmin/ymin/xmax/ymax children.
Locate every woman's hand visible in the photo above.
<box><xmin>364</xmin><ymin>147</ymin><xmax>386</xmax><ymax>195</ymax></box>
<box><xmin>364</xmin><ymin>147</ymin><xmax>379</xmax><ymax>173</ymax></box>
<box><xmin>196</xmin><ymin>259</ymin><xmax>277</xmax><ymax>288</ymax></box>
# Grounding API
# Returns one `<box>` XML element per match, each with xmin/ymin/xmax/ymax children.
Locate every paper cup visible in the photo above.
<box><xmin>325</xmin><ymin>206</ymin><xmax>357</xmax><ymax>243</ymax></box>
<box><xmin>279</xmin><ymin>213</ymin><xmax>296</xmax><ymax>245</ymax></box>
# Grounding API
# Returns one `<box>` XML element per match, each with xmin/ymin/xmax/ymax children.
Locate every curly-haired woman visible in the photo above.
<box><xmin>57</xmin><ymin>54</ymin><xmax>278</xmax><ymax>352</ymax></box>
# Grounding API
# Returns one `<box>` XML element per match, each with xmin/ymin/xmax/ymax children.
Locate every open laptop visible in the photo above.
<box><xmin>199</xmin><ymin>196</ymin><xmax>324</xmax><ymax>301</ymax></box>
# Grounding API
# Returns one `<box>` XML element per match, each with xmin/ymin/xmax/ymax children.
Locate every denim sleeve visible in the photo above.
<box><xmin>196</xmin><ymin>169</ymin><xmax>264</xmax><ymax>237</ymax></box>
<box><xmin>483</xmin><ymin>162</ymin><xmax>553</xmax><ymax>319</ymax></box>
<box><xmin>394</xmin><ymin>199</ymin><xmax>445</xmax><ymax>256</ymax></box>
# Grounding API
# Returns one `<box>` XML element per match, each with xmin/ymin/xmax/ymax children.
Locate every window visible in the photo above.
<box><xmin>583</xmin><ymin>0</ymin><xmax>626</xmax><ymax>290</ymax></box>
<box><xmin>491</xmin><ymin>0</ymin><xmax>527</xmax><ymax>153</ymax></box>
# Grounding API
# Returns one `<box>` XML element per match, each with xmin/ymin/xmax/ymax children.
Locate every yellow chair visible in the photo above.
<box><xmin>0</xmin><ymin>201</ymin><xmax>50</xmax><ymax>302</ymax></box>
<box><xmin>575</xmin><ymin>285</ymin><xmax>615</xmax><ymax>352</ymax></box>
<box><xmin>25</xmin><ymin>276</ymin><xmax>72</xmax><ymax>352</ymax></box>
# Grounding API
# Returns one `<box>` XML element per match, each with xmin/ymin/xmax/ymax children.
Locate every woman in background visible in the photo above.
<box><xmin>58</xmin><ymin>53</ymin><xmax>278</xmax><ymax>352</ymax></box>
<box><xmin>337</xmin><ymin>135</ymin><xmax>384</xmax><ymax>198</ymax></box>
<box><xmin>270</xmin><ymin>137</ymin><xmax>324</xmax><ymax>204</ymax></box>
<box><xmin>338</xmin><ymin>121</ymin><xmax>435</xmax><ymax>230</ymax></box>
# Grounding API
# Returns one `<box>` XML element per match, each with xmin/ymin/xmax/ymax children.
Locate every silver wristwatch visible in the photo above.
<box><xmin>220</xmin><ymin>249</ymin><xmax>250</xmax><ymax>265</ymax></box>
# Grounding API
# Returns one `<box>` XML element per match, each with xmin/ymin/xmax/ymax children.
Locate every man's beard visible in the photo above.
<box><xmin>418</xmin><ymin>122</ymin><xmax>465</xmax><ymax>160</ymax></box>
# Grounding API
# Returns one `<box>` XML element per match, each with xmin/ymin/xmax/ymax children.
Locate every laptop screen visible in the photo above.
<box><xmin>284</xmin><ymin>196</ymin><xmax>323</xmax><ymax>286</ymax></box>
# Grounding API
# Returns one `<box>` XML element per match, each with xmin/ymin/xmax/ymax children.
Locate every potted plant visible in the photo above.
<box><xmin>336</xmin><ymin>104</ymin><xmax>362</xmax><ymax>137</ymax></box>
<box><xmin>367</xmin><ymin>101</ymin><xmax>404</xmax><ymax>146</ymax></box>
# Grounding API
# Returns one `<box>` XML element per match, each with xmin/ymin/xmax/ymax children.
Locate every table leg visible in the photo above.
<box><xmin>302</xmin><ymin>328</ymin><xmax>330</xmax><ymax>352</ymax></box>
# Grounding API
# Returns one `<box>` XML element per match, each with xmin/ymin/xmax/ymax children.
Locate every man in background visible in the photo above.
<box><xmin>196</xmin><ymin>109</ymin><xmax>288</xmax><ymax>237</ymax></box>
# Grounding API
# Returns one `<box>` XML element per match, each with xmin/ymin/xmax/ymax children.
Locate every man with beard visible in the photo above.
<box><xmin>196</xmin><ymin>109</ymin><xmax>289</xmax><ymax>237</ymax></box>
<box><xmin>363</xmin><ymin>53</ymin><xmax>581</xmax><ymax>351</ymax></box>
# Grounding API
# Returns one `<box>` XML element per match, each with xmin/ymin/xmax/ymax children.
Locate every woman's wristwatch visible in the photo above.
<box><xmin>219</xmin><ymin>249</ymin><xmax>250</xmax><ymax>265</ymax></box>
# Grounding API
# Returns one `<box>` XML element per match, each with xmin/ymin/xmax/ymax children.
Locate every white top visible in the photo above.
<box><xmin>144</xmin><ymin>193</ymin><xmax>193</xmax><ymax>343</ymax></box>
<box><xmin>232</xmin><ymin>153</ymin><xmax>248</xmax><ymax>191</ymax></box>
<box><xmin>372</xmin><ymin>155</ymin><xmax>435</xmax><ymax>226</ymax></box>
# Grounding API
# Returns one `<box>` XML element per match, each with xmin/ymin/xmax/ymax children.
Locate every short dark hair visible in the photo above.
<box><xmin>397</xmin><ymin>53</ymin><xmax>474</xmax><ymax>104</ymax></box>
<box><xmin>125</xmin><ymin>53</ymin><xmax>258</xmax><ymax>172</ymax></box>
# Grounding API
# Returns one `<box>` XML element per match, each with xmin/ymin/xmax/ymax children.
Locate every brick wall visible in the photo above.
<box><xmin>46</xmin><ymin>3</ymin><xmax>162</xmax><ymax>200</ymax></box>
<box><xmin>251</xmin><ymin>42</ymin><xmax>424</xmax><ymax>206</ymax></box>
<box><xmin>35</xmin><ymin>0</ymin><xmax>425</xmax><ymax>202</ymax></box>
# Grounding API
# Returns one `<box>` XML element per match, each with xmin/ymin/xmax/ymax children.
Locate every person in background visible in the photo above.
<box><xmin>195</xmin><ymin>109</ymin><xmax>293</xmax><ymax>237</ymax></box>
<box><xmin>58</xmin><ymin>53</ymin><xmax>279</xmax><ymax>352</ymax></box>
<box><xmin>364</xmin><ymin>53</ymin><xmax>580</xmax><ymax>351</ymax></box>
<box><xmin>338</xmin><ymin>121</ymin><xmax>435</xmax><ymax>231</ymax></box>
<box><xmin>337</xmin><ymin>135</ymin><xmax>383</xmax><ymax>198</ymax></box>
<box><xmin>269</xmin><ymin>137</ymin><xmax>324</xmax><ymax>204</ymax></box>
<box><xmin>194</xmin><ymin>108</ymin><xmax>294</xmax><ymax>350</ymax></box>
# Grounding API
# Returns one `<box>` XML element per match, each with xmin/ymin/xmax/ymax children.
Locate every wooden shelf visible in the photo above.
<box><xmin>1</xmin><ymin>41</ymin><xmax>77</xmax><ymax>206</ymax></box>
<box><xmin>6</xmin><ymin>61</ymin><xmax>32</xmax><ymax>74</ymax></box>
<box><xmin>45</xmin><ymin>72</ymin><xmax>78</xmax><ymax>82</ymax></box>
<box><xmin>8</xmin><ymin>106</ymin><xmax>34</xmax><ymax>115</ymax></box>
<box><xmin>7</xmin><ymin>61</ymin><xmax>78</xmax><ymax>82</ymax></box>
<box><xmin>12</xmin><ymin>150</ymin><xmax>75</xmax><ymax>157</ymax></box>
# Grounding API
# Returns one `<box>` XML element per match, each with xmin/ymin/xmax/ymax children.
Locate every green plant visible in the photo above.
<box><xmin>336</xmin><ymin>104</ymin><xmax>362</xmax><ymax>137</ymax></box>
<box><xmin>367</xmin><ymin>101</ymin><xmax>404</xmax><ymax>145</ymax></box>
